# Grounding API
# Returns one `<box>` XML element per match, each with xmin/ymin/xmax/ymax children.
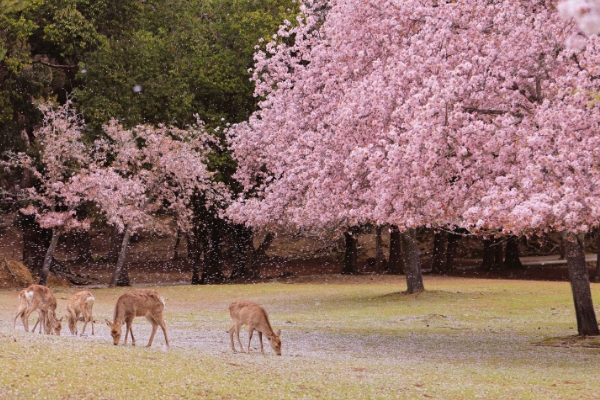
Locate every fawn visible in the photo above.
<box><xmin>67</xmin><ymin>290</ymin><xmax>95</xmax><ymax>336</ymax></box>
<box><xmin>229</xmin><ymin>300</ymin><xmax>282</xmax><ymax>355</ymax></box>
<box><xmin>14</xmin><ymin>284</ymin><xmax>62</xmax><ymax>335</ymax></box>
<box><xmin>105</xmin><ymin>289</ymin><xmax>169</xmax><ymax>348</ymax></box>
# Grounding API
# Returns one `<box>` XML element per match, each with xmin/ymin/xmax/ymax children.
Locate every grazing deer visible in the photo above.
<box><xmin>13</xmin><ymin>289</ymin><xmax>41</xmax><ymax>332</ymax></box>
<box><xmin>228</xmin><ymin>300</ymin><xmax>282</xmax><ymax>355</ymax></box>
<box><xmin>105</xmin><ymin>289</ymin><xmax>169</xmax><ymax>348</ymax></box>
<box><xmin>67</xmin><ymin>291</ymin><xmax>95</xmax><ymax>336</ymax></box>
<box><xmin>14</xmin><ymin>285</ymin><xmax>62</xmax><ymax>335</ymax></box>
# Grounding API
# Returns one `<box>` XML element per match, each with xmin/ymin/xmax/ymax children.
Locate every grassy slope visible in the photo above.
<box><xmin>0</xmin><ymin>275</ymin><xmax>599</xmax><ymax>399</ymax></box>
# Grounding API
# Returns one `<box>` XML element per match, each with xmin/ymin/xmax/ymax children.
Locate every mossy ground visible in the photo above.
<box><xmin>1</xmin><ymin>275</ymin><xmax>599</xmax><ymax>399</ymax></box>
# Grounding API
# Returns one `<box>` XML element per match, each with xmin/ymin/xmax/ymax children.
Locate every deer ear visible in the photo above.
<box><xmin>277</xmin><ymin>329</ymin><xmax>281</xmax><ymax>337</ymax></box>
<box><xmin>105</xmin><ymin>319</ymin><xmax>112</xmax><ymax>327</ymax></box>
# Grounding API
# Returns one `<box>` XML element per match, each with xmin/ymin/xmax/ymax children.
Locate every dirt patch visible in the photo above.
<box><xmin>535</xmin><ymin>335</ymin><xmax>600</xmax><ymax>348</ymax></box>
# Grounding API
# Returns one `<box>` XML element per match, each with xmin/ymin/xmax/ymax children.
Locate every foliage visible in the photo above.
<box><xmin>229</xmin><ymin>0</ymin><xmax>600</xmax><ymax>237</ymax></box>
<box><xmin>3</xmin><ymin>100</ymin><xmax>91</xmax><ymax>231</ymax></box>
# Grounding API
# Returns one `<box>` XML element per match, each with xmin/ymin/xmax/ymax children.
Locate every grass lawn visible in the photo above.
<box><xmin>0</xmin><ymin>275</ymin><xmax>599</xmax><ymax>399</ymax></box>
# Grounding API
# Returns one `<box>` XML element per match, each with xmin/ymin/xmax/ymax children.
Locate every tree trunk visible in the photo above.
<box><xmin>445</xmin><ymin>232</ymin><xmax>459</xmax><ymax>272</ymax></box>
<box><xmin>559</xmin><ymin>236</ymin><xmax>566</xmax><ymax>260</ymax></box>
<box><xmin>504</xmin><ymin>235</ymin><xmax>524</xmax><ymax>269</ymax></box>
<box><xmin>375</xmin><ymin>226</ymin><xmax>385</xmax><ymax>274</ymax></box>
<box><xmin>388</xmin><ymin>226</ymin><xmax>404</xmax><ymax>274</ymax></box>
<box><xmin>74</xmin><ymin>231</ymin><xmax>93</xmax><ymax>264</ymax></box>
<box><xmin>431</xmin><ymin>231</ymin><xmax>447</xmax><ymax>274</ymax></box>
<box><xmin>38</xmin><ymin>230</ymin><xmax>60</xmax><ymax>286</ymax></box>
<box><xmin>563</xmin><ymin>232</ymin><xmax>599</xmax><ymax>336</ymax></box>
<box><xmin>255</xmin><ymin>232</ymin><xmax>274</xmax><ymax>257</ymax></box>
<box><xmin>230</xmin><ymin>225</ymin><xmax>254</xmax><ymax>280</ymax></box>
<box><xmin>188</xmin><ymin>233</ymin><xmax>203</xmax><ymax>285</ymax></box>
<box><xmin>249</xmin><ymin>232</ymin><xmax>273</xmax><ymax>278</ymax></box>
<box><xmin>494</xmin><ymin>237</ymin><xmax>504</xmax><ymax>269</ymax></box>
<box><xmin>593</xmin><ymin>232</ymin><xmax>600</xmax><ymax>282</ymax></box>
<box><xmin>19</xmin><ymin>213</ymin><xmax>51</xmax><ymax>276</ymax></box>
<box><xmin>342</xmin><ymin>231</ymin><xmax>358</xmax><ymax>274</ymax></box>
<box><xmin>172</xmin><ymin>229</ymin><xmax>182</xmax><ymax>260</ymax></box>
<box><xmin>109</xmin><ymin>226</ymin><xmax>132</xmax><ymax>287</ymax></box>
<box><xmin>479</xmin><ymin>238</ymin><xmax>495</xmax><ymax>271</ymax></box>
<box><xmin>399</xmin><ymin>229</ymin><xmax>425</xmax><ymax>294</ymax></box>
<box><xmin>200</xmin><ymin>225</ymin><xmax>226</xmax><ymax>284</ymax></box>
<box><xmin>107</xmin><ymin>226</ymin><xmax>124</xmax><ymax>263</ymax></box>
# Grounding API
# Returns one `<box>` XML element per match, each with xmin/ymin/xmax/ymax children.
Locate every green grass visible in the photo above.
<box><xmin>1</xmin><ymin>275</ymin><xmax>599</xmax><ymax>399</ymax></box>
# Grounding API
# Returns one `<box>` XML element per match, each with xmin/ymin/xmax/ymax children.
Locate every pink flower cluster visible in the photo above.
<box><xmin>8</xmin><ymin>102</ymin><xmax>227</xmax><ymax>235</ymax></box>
<box><xmin>229</xmin><ymin>0</ymin><xmax>600</xmax><ymax>236</ymax></box>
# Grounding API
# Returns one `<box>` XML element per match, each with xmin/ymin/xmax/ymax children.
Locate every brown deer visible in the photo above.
<box><xmin>14</xmin><ymin>285</ymin><xmax>62</xmax><ymax>335</ymax></box>
<box><xmin>105</xmin><ymin>289</ymin><xmax>169</xmax><ymax>348</ymax></box>
<box><xmin>228</xmin><ymin>300</ymin><xmax>282</xmax><ymax>355</ymax></box>
<box><xmin>13</xmin><ymin>289</ymin><xmax>41</xmax><ymax>331</ymax></box>
<box><xmin>67</xmin><ymin>291</ymin><xmax>95</xmax><ymax>336</ymax></box>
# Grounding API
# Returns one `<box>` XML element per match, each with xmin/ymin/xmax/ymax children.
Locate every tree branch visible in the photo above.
<box><xmin>32</xmin><ymin>60</ymin><xmax>77</xmax><ymax>70</ymax></box>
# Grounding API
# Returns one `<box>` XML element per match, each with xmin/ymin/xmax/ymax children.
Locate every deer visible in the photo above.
<box><xmin>228</xmin><ymin>300</ymin><xmax>282</xmax><ymax>355</ymax></box>
<box><xmin>14</xmin><ymin>284</ymin><xmax>62</xmax><ymax>335</ymax></box>
<box><xmin>66</xmin><ymin>290</ymin><xmax>95</xmax><ymax>336</ymax></box>
<box><xmin>105</xmin><ymin>289</ymin><xmax>169</xmax><ymax>348</ymax></box>
<box><xmin>13</xmin><ymin>289</ymin><xmax>42</xmax><ymax>332</ymax></box>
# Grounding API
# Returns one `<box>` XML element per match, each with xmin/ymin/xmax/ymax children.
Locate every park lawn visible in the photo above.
<box><xmin>0</xmin><ymin>275</ymin><xmax>599</xmax><ymax>399</ymax></box>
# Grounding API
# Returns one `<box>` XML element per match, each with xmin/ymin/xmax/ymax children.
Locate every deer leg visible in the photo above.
<box><xmin>247</xmin><ymin>328</ymin><xmax>254</xmax><ymax>354</ymax></box>
<box><xmin>156</xmin><ymin>315</ymin><xmax>169</xmax><ymax>349</ymax></box>
<box><xmin>124</xmin><ymin>317</ymin><xmax>133</xmax><ymax>345</ymax></box>
<box><xmin>235</xmin><ymin>322</ymin><xmax>244</xmax><ymax>353</ymax></box>
<box><xmin>128</xmin><ymin>318</ymin><xmax>136</xmax><ymax>346</ymax></box>
<box><xmin>258</xmin><ymin>331</ymin><xmax>264</xmax><ymax>354</ymax></box>
<box><xmin>146</xmin><ymin>316</ymin><xmax>158</xmax><ymax>347</ymax></box>
<box><xmin>80</xmin><ymin>310</ymin><xmax>88</xmax><ymax>336</ymax></box>
<box><xmin>89</xmin><ymin>305</ymin><xmax>95</xmax><ymax>336</ymax></box>
<box><xmin>229</xmin><ymin>325</ymin><xmax>237</xmax><ymax>352</ymax></box>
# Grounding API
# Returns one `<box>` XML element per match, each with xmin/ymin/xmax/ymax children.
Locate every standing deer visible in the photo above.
<box><xmin>14</xmin><ymin>289</ymin><xmax>41</xmax><ymax>331</ymax></box>
<box><xmin>228</xmin><ymin>300</ymin><xmax>282</xmax><ymax>355</ymax></box>
<box><xmin>67</xmin><ymin>290</ymin><xmax>95</xmax><ymax>336</ymax></box>
<box><xmin>14</xmin><ymin>284</ymin><xmax>62</xmax><ymax>335</ymax></box>
<box><xmin>105</xmin><ymin>289</ymin><xmax>169</xmax><ymax>348</ymax></box>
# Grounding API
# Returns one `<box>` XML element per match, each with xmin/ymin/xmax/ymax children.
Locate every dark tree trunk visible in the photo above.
<box><xmin>109</xmin><ymin>226</ymin><xmax>132</xmax><ymax>287</ymax></box>
<box><xmin>74</xmin><ymin>231</ymin><xmax>93</xmax><ymax>264</ymax></box>
<box><xmin>107</xmin><ymin>226</ymin><xmax>124</xmax><ymax>263</ymax></box>
<box><xmin>188</xmin><ymin>233</ymin><xmax>203</xmax><ymax>285</ymax></box>
<box><xmin>564</xmin><ymin>232</ymin><xmax>599</xmax><ymax>336</ymax></box>
<box><xmin>504</xmin><ymin>235</ymin><xmax>524</xmax><ymax>269</ymax></box>
<box><xmin>559</xmin><ymin>236</ymin><xmax>566</xmax><ymax>260</ymax></box>
<box><xmin>38</xmin><ymin>230</ymin><xmax>60</xmax><ymax>286</ymax></box>
<box><xmin>445</xmin><ymin>232</ymin><xmax>459</xmax><ymax>272</ymax></box>
<box><xmin>480</xmin><ymin>238</ymin><xmax>495</xmax><ymax>271</ymax></box>
<box><xmin>388</xmin><ymin>226</ymin><xmax>404</xmax><ymax>274</ymax></box>
<box><xmin>593</xmin><ymin>232</ymin><xmax>600</xmax><ymax>282</ymax></box>
<box><xmin>399</xmin><ymin>229</ymin><xmax>425</xmax><ymax>294</ymax></box>
<box><xmin>342</xmin><ymin>230</ymin><xmax>358</xmax><ymax>274</ymax></box>
<box><xmin>431</xmin><ymin>231</ymin><xmax>447</xmax><ymax>274</ymax></box>
<box><xmin>19</xmin><ymin>213</ymin><xmax>51</xmax><ymax>276</ymax></box>
<box><xmin>230</xmin><ymin>225</ymin><xmax>255</xmax><ymax>280</ymax></box>
<box><xmin>375</xmin><ymin>226</ymin><xmax>385</xmax><ymax>274</ymax></box>
<box><xmin>200</xmin><ymin>225</ymin><xmax>226</xmax><ymax>284</ymax></box>
<box><xmin>494</xmin><ymin>237</ymin><xmax>504</xmax><ymax>269</ymax></box>
<box><xmin>255</xmin><ymin>232</ymin><xmax>274</xmax><ymax>257</ymax></box>
<box><xmin>172</xmin><ymin>229</ymin><xmax>182</xmax><ymax>260</ymax></box>
<box><xmin>249</xmin><ymin>232</ymin><xmax>273</xmax><ymax>278</ymax></box>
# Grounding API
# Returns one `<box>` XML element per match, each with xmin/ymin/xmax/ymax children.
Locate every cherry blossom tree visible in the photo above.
<box><xmin>4</xmin><ymin>101</ymin><xmax>91</xmax><ymax>285</ymax></box>
<box><xmin>89</xmin><ymin>119</ymin><xmax>228</xmax><ymax>286</ymax></box>
<box><xmin>559</xmin><ymin>0</ymin><xmax>600</xmax><ymax>34</ymax></box>
<box><xmin>229</xmin><ymin>0</ymin><xmax>600</xmax><ymax>333</ymax></box>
